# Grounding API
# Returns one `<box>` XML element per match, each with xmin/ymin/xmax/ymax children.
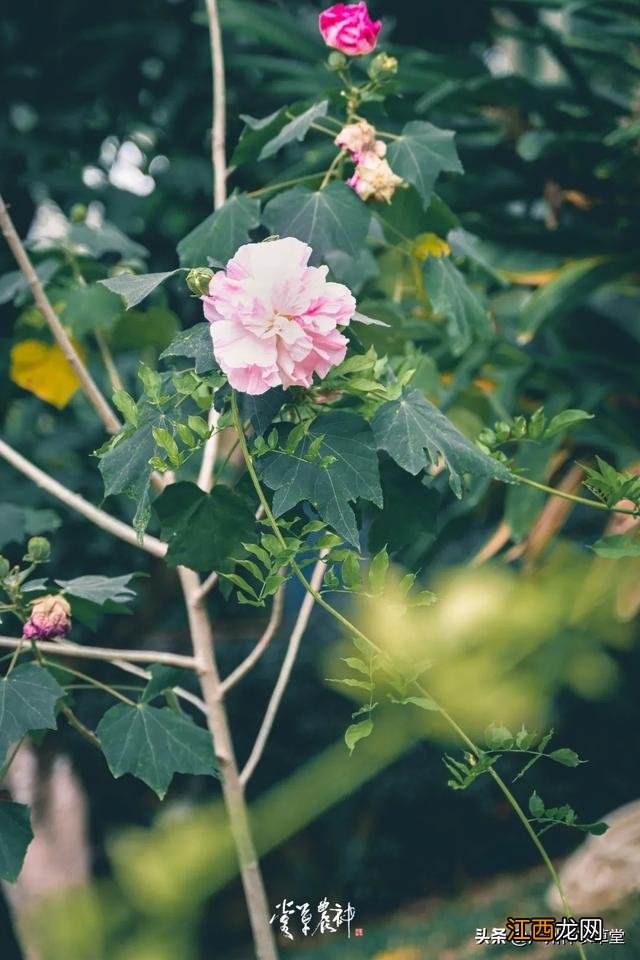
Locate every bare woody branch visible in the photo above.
<box><xmin>0</xmin><ymin>636</ymin><xmax>198</xmax><ymax>670</ymax></box>
<box><xmin>205</xmin><ymin>0</ymin><xmax>227</xmax><ymax>208</ymax></box>
<box><xmin>221</xmin><ymin>580</ymin><xmax>286</xmax><ymax>693</ymax></box>
<box><xmin>0</xmin><ymin>438</ymin><xmax>166</xmax><ymax>558</ymax></box>
<box><xmin>240</xmin><ymin>558</ymin><xmax>326</xmax><ymax>785</ymax></box>
<box><xmin>0</xmin><ymin>194</ymin><xmax>121</xmax><ymax>435</ymax></box>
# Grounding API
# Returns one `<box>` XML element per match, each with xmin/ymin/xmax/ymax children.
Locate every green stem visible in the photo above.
<box><xmin>517</xmin><ymin>475</ymin><xmax>638</xmax><ymax>516</ymax></box>
<box><xmin>231</xmin><ymin>391</ymin><xmax>586</xmax><ymax>956</ymax></box>
<box><xmin>247</xmin><ymin>172</ymin><xmax>326</xmax><ymax>199</ymax></box>
<box><xmin>58</xmin><ymin>702</ymin><xmax>101</xmax><ymax>750</ymax></box>
<box><xmin>320</xmin><ymin>150</ymin><xmax>346</xmax><ymax>190</ymax></box>
<box><xmin>41</xmin><ymin>659</ymin><xmax>136</xmax><ymax>705</ymax></box>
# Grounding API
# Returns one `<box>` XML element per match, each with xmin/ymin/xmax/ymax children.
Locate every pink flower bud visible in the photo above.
<box><xmin>23</xmin><ymin>594</ymin><xmax>71</xmax><ymax>641</ymax></box>
<box><xmin>319</xmin><ymin>3</ymin><xmax>381</xmax><ymax>57</ymax></box>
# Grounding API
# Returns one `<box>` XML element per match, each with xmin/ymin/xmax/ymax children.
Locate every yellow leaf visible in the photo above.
<box><xmin>412</xmin><ymin>232</ymin><xmax>451</xmax><ymax>261</ymax></box>
<box><xmin>10</xmin><ymin>339</ymin><xmax>83</xmax><ymax>409</ymax></box>
<box><xmin>499</xmin><ymin>268</ymin><xmax>560</xmax><ymax>287</ymax></box>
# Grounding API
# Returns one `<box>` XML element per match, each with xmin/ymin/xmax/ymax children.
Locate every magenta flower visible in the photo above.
<box><xmin>201</xmin><ymin>238</ymin><xmax>355</xmax><ymax>395</ymax></box>
<box><xmin>23</xmin><ymin>594</ymin><xmax>71</xmax><ymax>641</ymax></box>
<box><xmin>319</xmin><ymin>2</ymin><xmax>381</xmax><ymax>56</ymax></box>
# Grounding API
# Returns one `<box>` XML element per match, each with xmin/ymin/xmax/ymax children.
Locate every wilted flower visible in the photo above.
<box><xmin>23</xmin><ymin>594</ymin><xmax>71</xmax><ymax>641</ymax></box>
<box><xmin>201</xmin><ymin>237</ymin><xmax>355</xmax><ymax>395</ymax></box>
<box><xmin>347</xmin><ymin>153</ymin><xmax>403</xmax><ymax>203</ymax></box>
<box><xmin>335</xmin><ymin>120</ymin><xmax>386</xmax><ymax>162</ymax></box>
<box><xmin>319</xmin><ymin>2</ymin><xmax>381</xmax><ymax>57</ymax></box>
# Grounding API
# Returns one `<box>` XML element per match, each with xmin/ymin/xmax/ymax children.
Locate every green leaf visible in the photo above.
<box><xmin>0</xmin><ymin>664</ymin><xmax>64</xmax><ymax>764</ymax></box>
<box><xmin>68</xmin><ymin>221</ymin><xmax>148</xmax><ymax>260</ymax></box>
<box><xmin>529</xmin><ymin>790</ymin><xmax>545</xmax><ymax>818</ymax></box>
<box><xmin>368</xmin><ymin>547</ymin><xmax>389</xmax><ymax>594</ymax></box>
<box><xmin>154</xmin><ymin>481</ymin><xmax>256</xmax><ymax>572</ymax></box>
<box><xmin>0</xmin><ymin>504</ymin><xmax>60</xmax><ymax>550</ymax></box>
<box><xmin>0</xmin><ymin>802</ymin><xmax>33</xmax><ymax>883</ymax></box>
<box><xmin>0</xmin><ymin>259</ymin><xmax>59</xmax><ymax>306</ymax></box>
<box><xmin>111</xmin><ymin>307</ymin><xmax>179</xmax><ymax>352</ymax></box>
<box><xmin>262</xmin><ymin>182</ymin><xmax>371</xmax><ymax>275</ymax></box>
<box><xmin>344</xmin><ymin>718</ymin><xmax>373</xmax><ymax>755</ymax></box>
<box><xmin>141</xmin><ymin>665</ymin><xmax>187</xmax><ymax>704</ymax></box>
<box><xmin>422</xmin><ymin>256</ymin><xmax>490</xmax><ymax>354</ymax></box>
<box><xmin>372</xmin><ymin>388</ymin><xmax>512</xmax><ymax>497</ymax></box>
<box><xmin>386</xmin><ymin>121</ymin><xmax>463</xmax><ymax>207</ymax></box>
<box><xmin>485</xmin><ymin>724</ymin><xmax>514</xmax><ymax>749</ymax></box>
<box><xmin>55</xmin><ymin>574</ymin><xmax>138</xmax><ymax>607</ymax></box>
<box><xmin>548</xmin><ymin>748</ymin><xmax>584</xmax><ymax>768</ymax></box>
<box><xmin>259</xmin><ymin>100</ymin><xmax>328</xmax><ymax>160</ymax></box>
<box><xmin>112</xmin><ymin>389</ymin><xmax>138</xmax><ymax>426</ymax></box>
<box><xmin>591</xmin><ymin>534</ymin><xmax>640</xmax><ymax>559</ymax></box>
<box><xmin>231</xmin><ymin>101</ymin><xmax>324</xmax><ymax>166</ymax></box>
<box><xmin>368</xmin><ymin>461</ymin><xmax>438</xmax><ymax>555</ymax></box>
<box><xmin>177</xmin><ymin>192</ymin><xmax>260</xmax><ymax>268</ymax></box>
<box><xmin>543</xmin><ymin>409</ymin><xmax>594</xmax><ymax>439</ymax></box>
<box><xmin>341</xmin><ymin>657</ymin><xmax>370</xmax><ymax>677</ymax></box>
<box><xmin>61</xmin><ymin>283</ymin><xmax>121</xmax><ymax>335</ymax></box>
<box><xmin>99</xmin><ymin>271</ymin><xmax>180</xmax><ymax>310</ymax></box>
<box><xmin>160</xmin><ymin>322</ymin><xmax>218</xmax><ymax>375</ymax></box>
<box><xmin>96</xmin><ymin>703</ymin><xmax>219</xmax><ymax>799</ymax></box>
<box><xmin>342</xmin><ymin>552</ymin><xmax>362</xmax><ymax>590</ymax></box>
<box><xmin>258</xmin><ymin>412</ymin><xmax>382</xmax><ymax>547</ymax></box>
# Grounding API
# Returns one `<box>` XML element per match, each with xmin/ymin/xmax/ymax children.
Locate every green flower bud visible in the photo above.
<box><xmin>186</xmin><ymin>267</ymin><xmax>215</xmax><ymax>297</ymax></box>
<box><xmin>70</xmin><ymin>203</ymin><xmax>88</xmax><ymax>223</ymax></box>
<box><xmin>26</xmin><ymin>536</ymin><xmax>51</xmax><ymax>563</ymax></box>
<box><xmin>368</xmin><ymin>53</ymin><xmax>398</xmax><ymax>81</ymax></box>
<box><xmin>0</xmin><ymin>556</ymin><xmax>10</xmax><ymax>579</ymax></box>
<box><xmin>494</xmin><ymin>421</ymin><xmax>511</xmax><ymax>442</ymax></box>
<box><xmin>109</xmin><ymin>263</ymin><xmax>136</xmax><ymax>277</ymax></box>
<box><xmin>327</xmin><ymin>50</ymin><xmax>348</xmax><ymax>71</ymax></box>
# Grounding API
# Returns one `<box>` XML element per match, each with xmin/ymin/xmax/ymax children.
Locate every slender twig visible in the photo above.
<box><xmin>94</xmin><ymin>329</ymin><xmax>124</xmax><ymax>392</ymax></box>
<box><xmin>58</xmin><ymin>703</ymin><xmax>101</xmax><ymax>750</ymax></box>
<box><xmin>0</xmin><ymin>635</ymin><xmax>198</xmax><ymax>669</ymax></box>
<box><xmin>41</xmin><ymin>659</ymin><xmax>136</xmax><ymax>705</ymax></box>
<box><xmin>247</xmin><ymin>172</ymin><xmax>326</xmax><ymax>198</ymax></box>
<box><xmin>320</xmin><ymin>150</ymin><xmax>346</xmax><ymax>190</ymax></box>
<box><xmin>205</xmin><ymin>0</ymin><xmax>227</xmax><ymax>208</ymax></box>
<box><xmin>0</xmin><ymin>194</ymin><xmax>121</xmax><ymax>435</ymax></box>
<box><xmin>241</xmin><ymin>560</ymin><xmax>325</xmax><ymax>785</ymax></box>
<box><xmin>221</xmin><ymin>579</ymin><xmax>286</xmax><ymax>694</ymax></box>
<box><xmin>517</xmin><ymin>475</ymin><xmax>638</xmax><ymax>516</ymax></box>
<box><xmin>86</xmin><ymin>657</ymin><xmax>207</xmax><ymax>715</ymax></box>
<box><xmin>0</xmin><ymin>438</ymin><xmax>166</xmax><ymax>558</ymax></box>
<box><xmin>197</xmin><ymin>406</ymin><xmax>220</xmax><ymax>494</ymax></box>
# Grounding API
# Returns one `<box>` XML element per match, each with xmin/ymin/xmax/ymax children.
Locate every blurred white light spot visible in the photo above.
<box><xmin>108</xmin><ymin>140</ymin><xmax>156</xmax><ymax>196</ymax></box>
<box><xmin>149</xmin><ymin>154</ymin><xmax>170</xmax><ymax>175</ymax></box>
<box><xmin>484</xmin><ymin>45</ymin><xmax>514</xmax><ymax>77</ymax></box>
<box><xmin>10</xmin><ymin>102</ymin><xmax>39</xmax><ymax>133</ymax></box>
<box><xmin>82</xmin><ymin>165</ymin><xmax>107</xmax><ymax>189</ymax></box>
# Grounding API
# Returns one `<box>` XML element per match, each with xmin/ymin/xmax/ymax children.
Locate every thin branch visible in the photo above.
<box><xmin>240</xmin><ymin>558</ymin><xmax>326</xmax><ymax>785</ymax></box>
<box><xmin>0</xmin><ymin>194</ymin><xmax>121</xmax><ymax>435</ymax></box>
<box><xmin>221</xmin><ymin>579</ymin><xmax>286</xmax><ymax>694</ymax></box>
<box><xmin>197</xmin><ymin>406</ymin><xmax>220</xmax><ymax>493</ymax></box>
<box><xmin>205</xmin><ymin>0</ymin><xmax>227</xmax><ymax>209</ymax></box>
<box><xmin>0</xmin><ymin>438</ymin><xmax>166</xmax><ymax>558</ymax></box>
<box><xmin>94</xmin><ymin>329</ymin><xmax>124</xmax><ymax>393</ymax></box>
<box><xmin>0</xmin><ymin>635</ymin><xmax>198</xmax><ymax>669</ymax></box>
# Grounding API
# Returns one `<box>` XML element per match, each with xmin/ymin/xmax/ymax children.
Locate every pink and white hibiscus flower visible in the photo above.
<box><xmin>319</xmin><ymin>2</ymin><xmax>381</xmax><ymax>56</ymax></box>
<box><xmin>201</xmin><ymin>237</ymin><xmax>356</xmax><ymax>395</ymax></box>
